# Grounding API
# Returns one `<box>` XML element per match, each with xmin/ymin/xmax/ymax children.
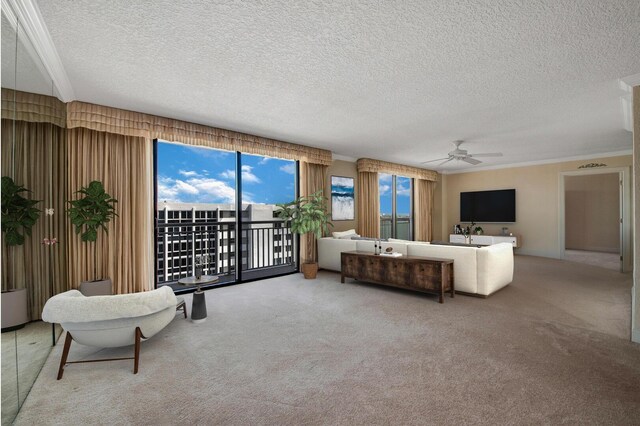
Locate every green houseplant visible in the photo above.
<box><xmin>275</xmin><ymin>190</ymin><xmax>332</xmax><ymax>279</ymax></box>
<box><xmin>1</xmin><ymin>176</ymin><xmax>41</xmax><ymax>246</ymax></box>
<box><xmin>67</xmin><ymin>181</ymin><xmax>118</xmax><ymax>286</ymax></box>
<box><xmin>1</xmin><ymin>176</ymin><xmax>41</xmax><ymax>330</ymax></box>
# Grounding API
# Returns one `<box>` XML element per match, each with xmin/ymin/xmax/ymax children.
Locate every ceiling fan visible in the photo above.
<box><xmin>422</xmin><ymin>140</ymin><xmax>503</xmax><ymax>166</ymax></box>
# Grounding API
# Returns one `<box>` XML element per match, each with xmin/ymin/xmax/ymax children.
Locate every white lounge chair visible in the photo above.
<box><xmin>42</xmin><ymin>286</ymin><xmax>179</xmax><ymax>379</ymax></box>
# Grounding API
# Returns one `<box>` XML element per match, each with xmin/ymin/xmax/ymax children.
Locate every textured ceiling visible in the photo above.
<box><xmin>34</xmin><ymin>0</ymin><xmax>640</xmax><ymax>171</ymax></box>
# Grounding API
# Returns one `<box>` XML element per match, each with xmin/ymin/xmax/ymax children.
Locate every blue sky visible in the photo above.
<box><xmin>379</xmin><ymin>173</ymin><xmax>411</xmax><ymax>216</ymax></box>
<box><xmin>156</xmin><ymin>141</ymin><xmax>296</xmax><ymax>205</ymax></box>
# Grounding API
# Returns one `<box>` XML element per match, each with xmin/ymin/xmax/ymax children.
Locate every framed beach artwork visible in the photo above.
<box><xmin>331</xmin><ymin>176</ymin><xmax>355</xmax><ymax>221</ymax></box>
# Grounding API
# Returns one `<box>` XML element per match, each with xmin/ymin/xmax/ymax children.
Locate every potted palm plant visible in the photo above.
<box><xmin>275</xmin><ymin>190</ymin><xmax>332</xmax><ymax>279</ymax></box>
<box><xmin>67</xmin><ymin>181</ymin><xmax>118</xmax><ymax>295</ymax></box>
<box><xmin>1</xmin><ymin>176</ymin><xmax>41</xmax><ymax>331</ymax></box>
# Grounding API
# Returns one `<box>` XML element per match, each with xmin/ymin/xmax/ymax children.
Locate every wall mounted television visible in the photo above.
<box><xmin>460</xmin><ymin>189</ymin><xmax>516</xmax><ymax>223</ymax></box>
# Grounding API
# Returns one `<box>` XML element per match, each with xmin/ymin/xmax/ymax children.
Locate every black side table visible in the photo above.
<box><xmin>177</xmin><ymin>275</ymin><xmax>219</xmax><ymax>323</ymax></box>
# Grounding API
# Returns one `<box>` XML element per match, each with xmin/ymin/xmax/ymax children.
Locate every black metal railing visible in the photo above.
<box><xmin>241</xmin><ymin>220</ymin><xmax>295</xmax><ymax>271</ymax></box>
<box><xmin>155</xmin><ymin>219</ymin><xmax>296</xmax><ymax>287</ymax></box>
<box><xmin>380</xmin><ymin>217</ymin><xmax>412</xmax><ymax>240</ymax></box>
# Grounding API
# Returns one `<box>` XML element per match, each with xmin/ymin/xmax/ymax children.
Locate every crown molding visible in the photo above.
<box><xmin>441</xmin><ymin>150</ymin><xmax>633</xmax><ymax>175</ymax></box>
<box><xmin>2</xmin><ymin>0</ymin><xmax>74</xmax><ymax>101</ymax></box>
<box><xmin>620</xmin><ymin>73</ymin><xmax>640</xmax><ymax>89</ymax></box>
<box><xmin>332</xmin><ymin>153</ymin><xmax>357</xmax><ymax>162</ymax></box>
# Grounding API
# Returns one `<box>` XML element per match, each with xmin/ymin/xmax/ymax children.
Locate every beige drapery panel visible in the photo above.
<box><xmin>66</xmin><ymin>128</ymin><xmax>152</xmax><ymax>294</ymax></box>
<box><xmin>1</xmin><ymin>119</ymin><xmax>68</xmax><ymax>320</ymax></box>
<box><xmin>357</xmin><ymin>158</ymin><xmax>437</xmax><ymax>181</ymax></box>
<box><xmin>357</xmin><ymin>172</ymin><xmax>380</xmax><ymax>238</ymax></box>
<box><xmin>414</xmin><ymin>179</ymin><xmax>436</xmax><ymax>242</ymax></box>
<box><xmin>66</xmin><ymin>101</ymin><xmax>333</xmax><ymax>166</ymax></box>
<box><xmin>299</xmin><ymin>162</ymin><xmax>328</xmax><ymax>263</ymax></box>
<box><xmin>1</xmin><ymin>88</ymin><xmax>66</xmax><ymax>128</ymax></box>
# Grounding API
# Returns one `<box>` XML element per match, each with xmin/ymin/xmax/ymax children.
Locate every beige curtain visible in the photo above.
<box><xmin>1</xmin><ymin>119</ymin><xmax>68</xmax><ymax>320</ymax></box>
<box><xmin>66</xmin><ymin>128</ymin><xmax>152</xmax><ymax>294</ymax></box>
<box><xmin>414</xmin><ymin>179</ymin><xmax>436</xmax><ymax>242</ymax></box>
<box><xmin>66</xmin><ymin>101</ymin><xmax>332</xmax><ymax>166</ymax></box>
<box><xmin>299</xmin><ymin>162</ymin><xmax>328</xmax><ymax>263</ymax></box>
<box><xmin>357</xmin><ymin>158</ymin><xmax>437</xmax><ymax>181</ymax></box>
<box><xmin>357</xmin><ymin>172</ymin><xmax>380</xmax><ymax>238</ymax></box>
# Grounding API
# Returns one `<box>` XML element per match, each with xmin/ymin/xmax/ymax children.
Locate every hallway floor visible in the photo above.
<box><xmin>564</xmin><ymin>249</ymin><xmax>621</xmax><ymax>271</ymax></box>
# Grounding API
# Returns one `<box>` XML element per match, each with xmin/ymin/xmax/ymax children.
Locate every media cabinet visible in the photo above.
<box><xmin>449</xmin><ymin>234</ymin><xmax>519</xmax><ymax>248</ymax></box>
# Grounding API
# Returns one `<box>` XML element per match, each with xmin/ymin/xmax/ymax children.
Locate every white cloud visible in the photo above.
<box><xmin>188</xmin><ymin>178</ymin><xmax>236</xmax><ymax>202</ymax></box>
<box><xmin>397</xmin><ymin>184</ymin><xmax>411</xmax><ymax>196</ymax></box>
<box><xmin>379</xmin><ymin>184</ymin><xmax>391</xmax><ymax>195</ymax></box>
<box><xmin>157</xmin><ymin>177</ymin><xmax>179</xmax><ymax>201</ymax></box>
<box><xmin>241</xmin><ymin>165</ymin><xmax>261</xmax><ymax>183</ymax></box>
<box><xmin>218</xmin><ymin>165</ymin><xmax>261</xmax><ymax>184</ymax></box>
<box><xmin>219</xmin><ymin>169</ymin><xmax>235</xmax><ymax>180</ymax></box>
<box><xmin>258</xmin><ymin>157</ymin><xmax>271</xmax><ymax>165</ymax></box>
<box><xmin>156</xmin><ymin>176</ymin><xmax>236</xmax><ymax>203</ymax></box>
<box><xmin>279</xmin><ymin>163</ymin><xmax>296</xmax><ymax>175</ymax></box>
<box><xmin>379</xmin><ymin>173</ymin><xmax>392</xmax><ymax>183</ymax></box>
<box><xmin>174</xmin><ymin>180</ymin><xmax>199</xmax><ymax>195</ymax></box>
<box><xmin>178</xmin><ymin>170</ymin><xmax>200</xmax><ymax>177</ymax></box>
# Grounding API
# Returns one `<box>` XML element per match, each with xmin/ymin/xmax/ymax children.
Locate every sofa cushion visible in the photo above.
<box><xmin>332</xmin><ymin>229</ymin><xmax>357</xmax><ymax>239</ymax></box>
<box><xmin>407</xmin><ymin>244</ymin><xmax>478</xmax><ymax>293</ymax></box>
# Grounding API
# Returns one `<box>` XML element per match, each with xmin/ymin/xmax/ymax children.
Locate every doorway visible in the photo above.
<box><xmin>560</xmin><ymin>169</ymin><xmax>629</xmax><ymax>272</ymax></box>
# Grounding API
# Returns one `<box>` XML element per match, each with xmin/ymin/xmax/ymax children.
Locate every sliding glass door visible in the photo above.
<box><xmin>379</xmin><ymin>173</ymin><xmax>413</xmax><ymax>240</ymax></box>
<box><xmin>154</xmin><ymin>140</ymin><xmax>298</xmax><ymax>290</ymax></box>
<box><xmin>239</xmin><ymin>153</ymin><xmax>297</xmax><ymax>280</ymax></box>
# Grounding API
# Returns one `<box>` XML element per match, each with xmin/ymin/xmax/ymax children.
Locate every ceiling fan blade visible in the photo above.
<box><xmin>438</xmin><ymin>158</ymin><xmax>454</xmax><ymax>166</ymax></box>
<box><xmin>421</xmin><ymin>157</ymin><xmax>449</xmax><ymax>164</ymax></box>
<box><xmin>462</xmin><ymin>157</ymin><xmax>482</xmax><ymax>165</ymax></box>
<box><xmin>468</xmin><ymin>153</ymin><xmax>503</xmax><ymax>158</ymax></box>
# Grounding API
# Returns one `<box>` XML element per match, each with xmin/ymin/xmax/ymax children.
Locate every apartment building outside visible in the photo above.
<box><xmin>156</xmin><ymin>202</ymin><xmax>295</xmax><ymax>285</ymax></box>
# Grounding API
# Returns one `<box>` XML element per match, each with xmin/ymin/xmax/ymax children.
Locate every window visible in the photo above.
<box><xmin>379</xmin><ymin>173</ymin><xmax>413</xmax><ymax>240</ymax></box>
<box><xmin>154</xmin><ymin>140</ymin><xmax>298</xmax><ymax>289</ymax></box>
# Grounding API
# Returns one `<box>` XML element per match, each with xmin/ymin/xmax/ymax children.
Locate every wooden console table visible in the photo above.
<box><xmin>340</xmin><ymin>251</ymin><xmax>454</xmax><ymax>303</ymax></box>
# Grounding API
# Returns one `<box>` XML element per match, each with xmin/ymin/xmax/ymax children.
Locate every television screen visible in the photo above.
<box><xmin>460</xmin><ymin>189</ymin><xmax>515</xmax><ymax>223</ymax></box>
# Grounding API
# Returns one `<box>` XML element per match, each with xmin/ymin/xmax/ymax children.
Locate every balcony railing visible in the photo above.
<box><xmin>155</xmin><ymin>220</ymin><xmax>296</xmax><ymax>288</ymax></box>
<box><xmin>380</xmin><ymin>217</ymin><xmax>412</xmax><ymax>240</ymax></box>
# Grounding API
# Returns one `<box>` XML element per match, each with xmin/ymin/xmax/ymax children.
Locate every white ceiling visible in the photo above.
<box><xmin>28</xmin><ymin>0</ymin><xmax>640</xmax><ymax>171</ymax></box>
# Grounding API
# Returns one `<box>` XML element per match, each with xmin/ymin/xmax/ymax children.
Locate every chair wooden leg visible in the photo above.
<box><xmin>57</xmin><ymin>332</ymin><xmax>73</xmax><ymax>380</ymax></box>
<box><xmin>183</xmin><ymin>303</ymin><xmax>188</xmax><ymax>318</ymax></box>
<box><xmin>133</xmin><ymin>327</ymin><xmax>146</xmax><ymax>374</ymax></box>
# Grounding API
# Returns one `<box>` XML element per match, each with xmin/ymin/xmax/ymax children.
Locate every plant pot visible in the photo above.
<box><xmin>80</xmin><ymin>279</ymin><xmax>112</xmax><ymax>296</ymax></box>
<box><xmin>1</xmin><ymin>288</ymin><xmax>29</xmax><ymax>332</ymax></box>
<box><xmin>301</xmin><ymin>262</ymin><xmax>319</xmax><ymax>279</ymax></box>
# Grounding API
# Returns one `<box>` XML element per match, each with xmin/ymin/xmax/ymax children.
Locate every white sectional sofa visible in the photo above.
<box><xmin>317</xmin><ymin>237</ymin><xmax>514</xmax><ymax>296</ymax></box>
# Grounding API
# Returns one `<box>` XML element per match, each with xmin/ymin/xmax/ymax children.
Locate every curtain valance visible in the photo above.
<box><xmin>1</xmin><ymin>88</ymin><xmax>66</xmax><ymax>128</ymax></box>
<box><xmin>66</xmin><ymin>101</ymin><xmax>333</xmax><ymax>166</ymax></box>
<box><xmin>356</xmin><ymin>158</ymin><xmax>438</xmax><ymax>181</ymax></box>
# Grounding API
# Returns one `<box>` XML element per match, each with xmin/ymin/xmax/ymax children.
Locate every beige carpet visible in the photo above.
<box><xmin>565</xmin><ymin>249</ymin><xmax>622</xmax><ymax>271</ymax></box>
<box><xmin>14</xmin><ymin>255</ymin><xmax>640</xmax><ymax>425</ymax></box>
